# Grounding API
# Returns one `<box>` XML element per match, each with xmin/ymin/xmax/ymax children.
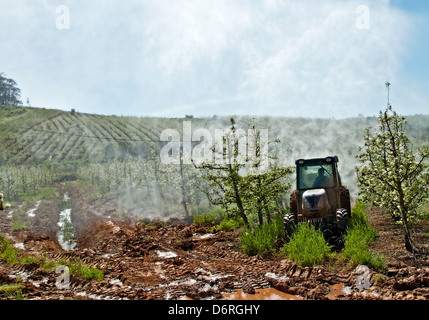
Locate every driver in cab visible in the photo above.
<box><xmin>313</xmin><ymin>168</ymin><xmax>329</xmax><ymax>188</ymax></box>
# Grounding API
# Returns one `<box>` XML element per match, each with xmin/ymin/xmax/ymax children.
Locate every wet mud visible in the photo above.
<box><xmin>1</xmin><ymin>182</ymin><xmax>429</xmax><ymax>300</ymax></box>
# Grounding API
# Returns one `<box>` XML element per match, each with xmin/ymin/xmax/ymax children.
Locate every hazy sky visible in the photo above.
<box><xmin>1</xmin><ymin>0</ymin><xmax>428</xmax><ymax>118</ymax></box>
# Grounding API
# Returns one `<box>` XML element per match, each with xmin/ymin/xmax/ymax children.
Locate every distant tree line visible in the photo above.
<box><xmin>0</xmin><ymin>73</ymin><xmax>22</xmax><ymax>106</ymax></box>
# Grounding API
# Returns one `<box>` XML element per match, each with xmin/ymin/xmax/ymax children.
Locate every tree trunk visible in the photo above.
<box><xmin>398</xmin><ymin>188</ymin><xmax>416</xmax><ymax>254</ymax></box>
<box><xmin>265</xmin><ymin>206</ymin><xmax>271</xmax><ymax>223</ymax></box>
<box><xmin>231</xmin><ymin>169</ymin><xmax>249</xmax><ymax>228</ymax></box>
<box><xmin>179</xmin><ymin>159</ymin><xmax>190</xmax><ymax>220</ymax></box>
<box><xmin>257</xmin><ymin>207</ymin><xmax>263</xmax><ymax>226</ymax></box>
<box><xmin>401</xmin><ymin>211</ymin><xmax>415</xmax><ymax>253</ymax></box>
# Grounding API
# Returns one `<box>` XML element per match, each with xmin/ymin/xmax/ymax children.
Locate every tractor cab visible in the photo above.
<box><xmin>296</xmin><ymin>156</ymin><xmax>341</xmax><ymax>191</ymax></box>
<box><xmin>284</xmin><ymin>156</ymin><xmax>351</xmax><ymax>242</ymax></box>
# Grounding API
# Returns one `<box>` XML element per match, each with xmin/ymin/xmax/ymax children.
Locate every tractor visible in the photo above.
<box><xmin>284</xmin><ymin>156</ymin><xmax>351</xmax><ymax>245</ymax></box>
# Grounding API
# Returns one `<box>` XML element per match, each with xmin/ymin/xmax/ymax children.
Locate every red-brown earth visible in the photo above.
<box><xmin>0</xmin><ymin>182</ymin><xmax>428</xmax><ymax>300</ymax></box>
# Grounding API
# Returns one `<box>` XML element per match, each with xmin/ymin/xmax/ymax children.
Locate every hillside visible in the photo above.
<box><xmin>2</xmin><ymin>106</ymin><xmax>429</xmax><ymax>164</ymax></box>
<box><xmin>0</xmin><ymin>106</ymin><xmax>164</xmax><ymax>164</ymax></box>
<box><xmin>1</xmin><ymin>105</ymin><xmax>429</xmax><ymax>301</ymax></box>
<box><xmin>1</xmin><ymin>105</ymin><xmax>429</xmax><ymax>212</ymax></box>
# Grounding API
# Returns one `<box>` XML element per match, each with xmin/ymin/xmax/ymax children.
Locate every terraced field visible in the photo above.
<box><xmin>0</xmin><ymin>107</ymin><xmax>220</xmax><ymax>215</ymax></box>
<box><xmin>0</xmin><ymin>107</ymin><xmax>166</xmax><ymax>164</ymax></box>
<box><xmin>1</xmin><ymin>105</ymin><xmax>429</xmax><ymax>214</ymax></box>
<box><xmin>1</xmin><ymin>106</ymin><xmax>429</xmax><ymax>303</ymax></box>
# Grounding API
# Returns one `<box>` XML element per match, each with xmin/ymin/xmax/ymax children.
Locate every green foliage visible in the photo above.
<box><xmin>1</xmin><ymin>233</ymin><xmax>45</xmax><ymax>267</ymax></box>
<box><xmin>21</xmin><ymin>187</ymin><xmax>57</xmax><ymax>206</ymax></box>
<box><xmin>0</xmin><ymin>164</ymin><xmax>57</xmax><ymax>202</ymax></box>
<box><xmin>349</xmin><ymin>201</ymin><xmax>378</xmax><ymax>239</ymax></box>
<box><xmin>1</xmin><ymin>233</ymin><xmax>103</xmax><ymax>283</ymax></box>
<box><xmin>79</xmin><ymin>266</ymin><xmax>104</xmax><ymax>281</ymax></box>
<box><xmin>342</xmin><ymin>201</ymin><xmax>385</xmax><ymax>270</ymax></box>
<box><xmin>195</xmin><ymin>118</ymin><xmax>293</xmax><ymax>228</ymax></box>
<box><xmin>356</xmin><ymin>106</ymin><xmax>429</xmax><ymax>221</ymax></box>
<box><xmin>1</xmin><ymin>104</ymin><xmax>428</xmax><ymax>222</ymax></box>
<box><xmin>58</xmin><ymin>258</ymin><xmax>104</xmax><ymax>281</ymax></box>
<box><xmin>0</xmin><ymin>234</ymin><xmax>19</xmax><ymax>264</ymax></box>
<box><xmin>193</xmin><ymin>206</ymin><xmax>243</xmax><ymax>231</ymax></box>
<box><xmin>0</xmin><ymin>73</ymin><xmax>22</xmax><ymax>106</ymax></box>
<box><xmin>240</xmin><ymin>202</ymin><xmax>384</xmax><ymax>269</ymax></box>
<box><xmin>60</xmin><ymin>218</ymin><xmax>75</xmax><ymax>244</ymax></box>
<box><xmin>280</xmin><ymin>223</ymin><xmax>331</xmax><ymax>267</ymax></box>
<box><xmin>0</xmin><ymin>283</ymin><xmax>25</xmax><ymax>300</ymax></box>
<box><xmin>343</xmin><ymin>228</ymin><xmax>385</xmax><ymax>270</ymax></box>
<box><xmin>356</xmin><ymin>106</ymin><xmax>429</xmax><ymax>252</ymax></box>
<box><xmin>12</xmin><ymin>220</ymin><xmax>27</xmax><ymax>231</ymax></box>
<box><xmin>217</xmin><ymin>217</ymin><xmax>243</xmax><ymax>231</ymax></box>
<box><xmin>240</xmin><ymin>214</ymin><xmax>284</xmax><ymax>256</ymax></box>
<box><xmin>10</xmin><ymin>207</ymin><xmax>28</xmax><ymax>231</ymax></box>
<box><xmin>193</xmin><ymin>207</ymin><xmax>225</xmax><ymax>225</ymax></box>
<box><xmin>417</xmin><ymin>199</ymin><xmax>429</xmax><ymax>221</ymax></box>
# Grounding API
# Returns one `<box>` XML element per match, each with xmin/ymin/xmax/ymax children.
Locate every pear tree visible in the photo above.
<box><xmin>356</xmin><ymin>105</ymin><xmax>429</xmax><ymax>253</ymax></box>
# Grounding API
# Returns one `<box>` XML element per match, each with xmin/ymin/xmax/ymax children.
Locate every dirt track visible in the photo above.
<box><xmin>1</xmin><ymin>182</ymin><xmax>429</xmax><ymax>300</ymax></box>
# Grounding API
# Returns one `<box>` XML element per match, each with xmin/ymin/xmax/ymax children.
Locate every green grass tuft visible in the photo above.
<box><xmin>58</xmin><ymin>258</ymin><xmax>104</xmax><ymax>281</ymax></box>
<box><xmin>193</xmin><ymin>207</ymin><xmax>226</xmax><ymax>226</ymax></box>
<box><xmin>342</xmin><ymin>201</ymin><xmax>385</xmax><ymax>271</ymax></box>
<box><xmin>0</xmin><ymin>234</ymin><xmax>20</xmax><ymax>265</ymax></box>
<box><xmin>0</xmin><ymin>283</ymin><xmax>25</xmax><ymax>300</ymax></box>
<box><xmin>240</xmin><ymin>215</ymin><xmax>284</xmax><ymax>256</ymax></box>
<box><xmin>217</xmin><ymin>217</ymin><xmax>243</xmax><ymax>231</ymax></box>
<box><xmin>280</xmin><ymin>223</ymin><xmax>331</xmax><ymax>267</ymax></box>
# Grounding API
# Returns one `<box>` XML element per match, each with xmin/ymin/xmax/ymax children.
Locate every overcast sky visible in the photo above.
<box><xmin>1</xmin><ymin>0</ymin><xmax>428</xmax><ymax>118</ymax></box>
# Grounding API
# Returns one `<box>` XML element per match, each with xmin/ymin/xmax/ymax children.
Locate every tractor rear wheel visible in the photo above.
<box><xmin>340</xmin><ymin>187</ymin><xmax>351</xmax><ymax>219</ymax></box>
<box><xmin>284</xmin><ymin>191</ymin><xmax>299</xmax><ymax>239</ymax></box>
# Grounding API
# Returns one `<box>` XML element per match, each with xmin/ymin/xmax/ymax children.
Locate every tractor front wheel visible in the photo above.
<box><xmin>284</xmin><ymin>213</ymin><xmax>296</xmax><ymax>240</ymax></box>
<box><xmin>336</xmin><ymin>208</ymin><xmax>349</xmax><ymax>235</ymax></box>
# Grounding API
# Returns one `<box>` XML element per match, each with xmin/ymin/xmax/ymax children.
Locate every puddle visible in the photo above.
<box><xmin>223</xmin><ymin>284</ymin><xmax>352</xmax><ymax>300</ymax></box>
<box><xmin>13</xmin><ymin>242</ymin><xmax>25</xmax><ymax>250</ymax></box>
<box><xmin>195</xmin><ymin>268</ymin><xmax>234</xmax><ymax>282</ymax></box>
<box><xmin>101</xmin><ymin>253</ymin><xmax>120</xmax><ymax>258</ymax></box>
<box><xmin>109</xmin><ymin>278</ymin><xmax>123</xmax><ymax>287</ymax></box>
<box><xmin>57</xmin><ymin>193</ymin><xmax>76</xmax><ymax>251</ymax></box>
<box><xmin>27</xmin><ymin>200</ymin><xmax>41</xmax><ymax>218</ymax></box>
<box><xmin>193</xmin><ymin>233</ymin><xmax>216</xmax><ymax>240</ymax></box>
<box><xmin>31</xmin><ymin>278</ymin><xmax>49</xmax><ymax>288</ymax></box>
<box><xmin>159</xmin><ymin>278</ymin><xmax>198</xmax><ymax>288</ymax></box>
<box><xmin>8</xmin><ymin>271</ymin><xmax>30</xmax><ymax>281</ymax></box>
<box><xmin>326</xmin><ymin>283</ymin><xmax>352</xmax><ymax>300</ymax></box>
<box><xmin>63</xmin><ymin>193</ymin><xmax>70</xmax><ymax>201</ymax></box>
<box><xmin>156</xmin><ymin>250</ymin><xmax>178</xmax><ymax>258</ymax></box>
<box><xmin>265</xmin><ymin>272</ymin><xmax>290</xmax><ymax>282</ymax></box>
<box><xmin>74</xmin><ymin>291</ymin><xmax>128</xmax><ymax>300</ymax></box>
<box><xmin>222</xmin><ymin>288</ymin><xmax>303</xmax><ymax>300</ymax></box>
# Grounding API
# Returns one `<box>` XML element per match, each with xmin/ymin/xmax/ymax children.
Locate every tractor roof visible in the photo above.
<box><xmin>295</xmin><ymin>156</ymin><xmax>339</xmax><ymax>166</ymax></box>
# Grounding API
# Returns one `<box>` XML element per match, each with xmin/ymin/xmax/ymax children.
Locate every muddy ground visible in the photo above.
<box><xmin>1</xmin><ymin>182</ymin><xmax>429</xmax><ymax>300</ymax></box>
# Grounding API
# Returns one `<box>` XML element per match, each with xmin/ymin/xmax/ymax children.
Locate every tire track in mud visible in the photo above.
<box><xmin>2</xmin><ymin>217</ymin><xmax>429</xmax><ymax>300</ymax></box>
<box><xmin>2</xmin><ymin>182</ymin><xmax>429</xmax><ymax>300</ymax></box>
<box><xmin>178</xmin><ymin>236</ymin><xmax>354</xmax><ymax>300</ymax></box>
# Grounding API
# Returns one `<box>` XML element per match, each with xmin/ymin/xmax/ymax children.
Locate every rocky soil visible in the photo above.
<box><xmin>1</xmin><ymin>182</ymin><xmax>429</xmax><ymax>300</ymax></box>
